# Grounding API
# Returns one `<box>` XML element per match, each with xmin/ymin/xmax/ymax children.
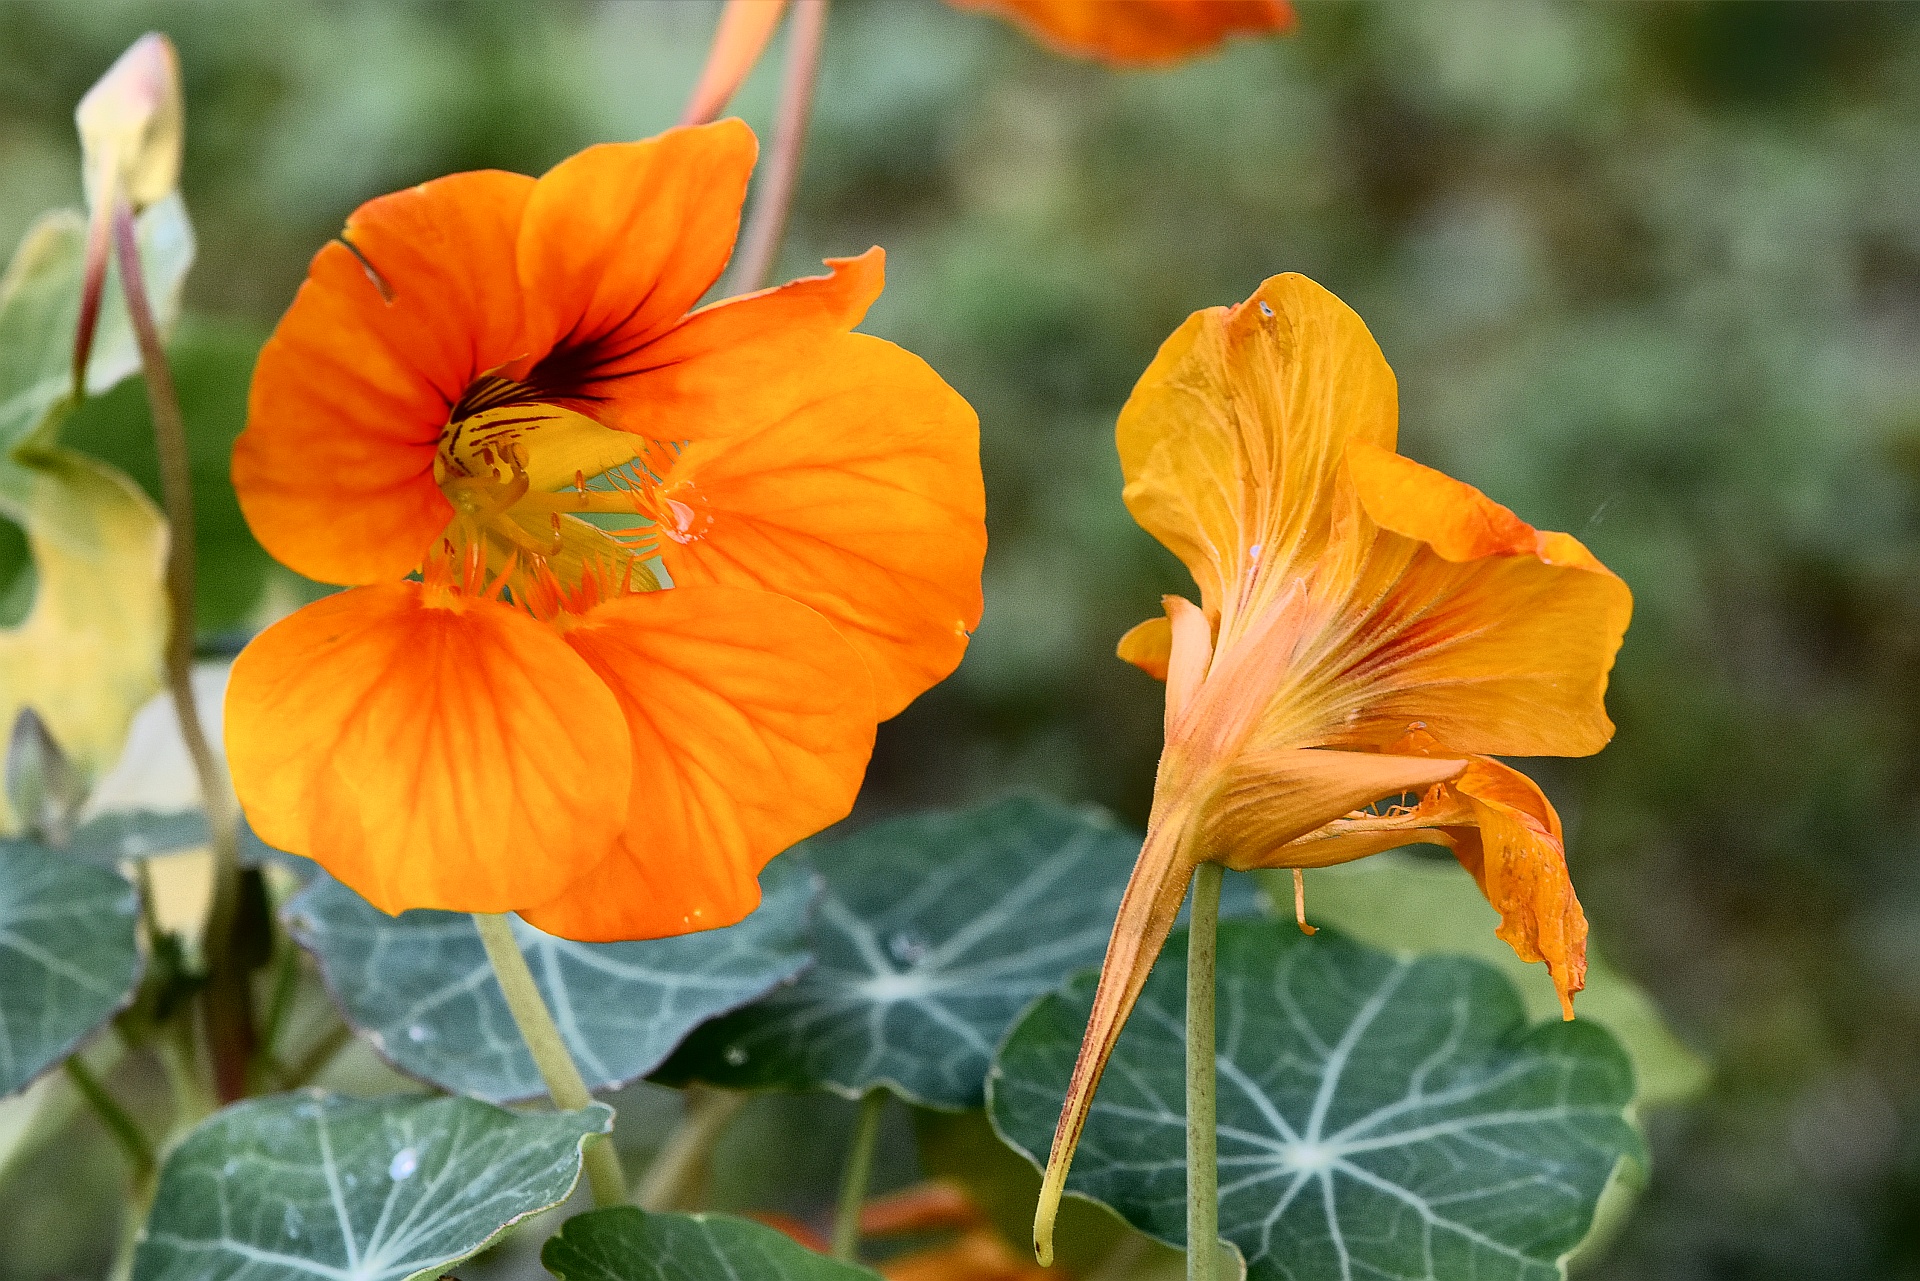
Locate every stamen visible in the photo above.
<box><xmin>1292</xmin><ymin>868</ymin><xmax>1317</xmax><ymax>936</ymax></box>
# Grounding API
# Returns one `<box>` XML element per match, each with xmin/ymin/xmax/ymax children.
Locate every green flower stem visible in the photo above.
<box><xmin>473</xmin><ymin>912</ymin><xmax>627</xmax><ymax>1208</ymax></box>
<box><xmin>831</xmin><ymin>1089</ymin><xmax>886</xmax><ymax>1262</ymax></box>
<box><xmin>636</xmin><ymin>1085</ymin><xmax>747</xmax><ymax>1212</ymax></box>
<box><xmin>64</xmin><ymin>1055</ymin><xmax>155</xmax><ymax>1191</ymax></box>
<box><xmin>728</xmin><ymin>0</ymin><xmax>828</xmax><ymax>293</ymax></box>
<box><xmin>111</xmin><ymin>198</ymin><xmax>253</xmax><ymax>1104</ymax></box>
<box><xmin>1186</xmin><ymin>860</ymin><xmax>1223</xmax><ymax>1281</ymax></box>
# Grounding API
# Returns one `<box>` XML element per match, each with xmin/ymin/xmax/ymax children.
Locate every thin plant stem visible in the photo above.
<box><xmin>110</xmin><ymin>198</ymin><xmax>252</xmax><ymax>1103</ymax></box>
<box><xmin>831</xmin><ymin>1089</ymin><xmax>886</xmax><ymax>1262</ymax></box>
<box><xmin>472</xmin><ymin>912</ymin><xmax>627</xmax><ymax>1207</ymax></box>
<box><xmin>279</xmin><ymin>1019</ymin><xmax>354</xmax><ymax>1090</ymax></box>
<box><xmin>1186</xmin><ymin>861</ymin><xmax>1223</xmax><ymax>1281</ymax></box>
<box><xmin>64</xmin><ymin>1055</ymin><xmax>155</xmax><ymax>1189</ymax></box>
<box><xmin>636</xmin><ymin>1085</ymin><xmax>747</xmax><ymax>1212</ymax></box>
<box><xmin>728</xmin><ymin>0</ymin><xmax>828</xmax><ymax>294</ymax></box>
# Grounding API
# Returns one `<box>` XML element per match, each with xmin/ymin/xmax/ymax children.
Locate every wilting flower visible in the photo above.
<box><xmin>951</xmin><ymin>0</ymin><xmax>1295</xmax><ymax>65</ymax></box>
<box><xmin>1031</xmin><ymin>274</ymin><xmax>1631</xmax><ymax>1259</ymax></box>
<box><xmin>226</xmin><ymin>121</ymin><xmax>984</xmax><ymax>940</ymax></box>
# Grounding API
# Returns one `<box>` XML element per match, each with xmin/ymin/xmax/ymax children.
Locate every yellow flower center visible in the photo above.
<box><xmin>425</xmin><ymin>376</ymin><xmax>688</xmax><ymax>617</ymax></box>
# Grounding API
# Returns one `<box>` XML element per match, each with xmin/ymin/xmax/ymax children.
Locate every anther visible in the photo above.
<box><xmin>1292</xmin><ymin>868</ymin><xmax>1317</xmax><ymax>936</ymax></box>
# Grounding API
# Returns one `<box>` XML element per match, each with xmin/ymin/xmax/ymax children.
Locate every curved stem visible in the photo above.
<box><xmin>728</xmin><ymin>0</ymin><xmax>828</xmax><ymax>294</ymax></box>
<box><xmin>111</xmin><ymin>198</ymin><xmax>252</xmax><ymax>1103</ymax></box>
<box><xmin>1185</xmin><ymin>861</ymin><xmax>1222</xmax><ymax>1281</ymax></box>
<box><xmin>832</xmin><ymin>1089</ymin><xmax>886</xmax><ymax>1262</ymax></box>
<box><xmin>473</xmin><ymin>912</ymin><xmax>627</xmax><ymax>1207</ymax></box>
<box><xmin>64</xmin><ymin>1055</ymin><xmax>155</xmax><ymax>1191</ymax></box>
<box><xmin>636</xmin><ymin>1085</ymin><xmax>747</xmax><ymax>1212</ymax></box>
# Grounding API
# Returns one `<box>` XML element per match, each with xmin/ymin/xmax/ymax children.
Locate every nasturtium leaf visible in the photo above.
<box><xmin>13</xmin><ymin>809</ymin><xmax>210</xmax><ymax>866</ymax></box>
<box><xmin>1294</xmin><ymin>854</ymin><xmax>1709</xmax><ymax>1109</ymax></box>
<box><xmin>285</xmin><ymin>857</ymin><xmax>815</xmax><ymax>1103</ymax></box>
<box><xmin>542</xmin><ymin>1207</ymin><xmax>882</xmax><ymax>1281</ymax></box>
<box><xmin>989</xmin><ymin>919</ymin><xmax>1644</xmax><ymax>1281</ymax></box>
<box><xmin>0</xmin><ymin>195</ymin><xmax>193</xmax><ymax>452</ymax></box>
<box><xmin>132</xmin><ymin>1092</ymin><xmax>612</xmax><ymax>1281</ymax></box>
<box><xmin>0</xmin><ymin>196</ymin><xmax>191</xmax><ymax>833</ymax></box>
<box><xmin>657</xmin><ymin>796</ymin><xmax>1265</xmax><ymax>1109</ymax></box>
<box><xmin>0</xmin><ymin>843</ymin><xmax>142</xmax><ymax>1096</ymax></box>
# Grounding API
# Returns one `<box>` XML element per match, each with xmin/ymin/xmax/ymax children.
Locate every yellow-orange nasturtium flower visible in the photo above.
<box><xmin>223</xmin><ymin>120</ymin><xmax>985</xmax><ymax>940</ymax></box>
<box><xmin>1031</xmin><ymin>274</ymin><xmax>1632</xmax><ymax>1261</ymax></box>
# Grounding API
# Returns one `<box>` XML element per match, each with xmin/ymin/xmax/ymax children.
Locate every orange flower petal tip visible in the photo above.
<box><xmin>952</xmin><ymin>0</ymin><xmax>1295</xmax><ymax>65</ymax></box>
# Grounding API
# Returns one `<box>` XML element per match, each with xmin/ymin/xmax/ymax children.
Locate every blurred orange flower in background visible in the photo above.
<box><xmin>1033</xmin><ymin>273</ymin><xmax>1631</xmax><ymax>1258</ymax></box>
<box><xmin>225</xmin><ymin>120</ymin><xmax>985</xmax><ymax>940</ymax></box>
<box><xmin>952</xmin><ymin>0</ymin><xmax>1295</xmax><ymax>65</ymax></box>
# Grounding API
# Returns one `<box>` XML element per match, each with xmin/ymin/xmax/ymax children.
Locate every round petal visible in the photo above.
<box><xmin>656</xmin><ymin>333</ymin><xmax>985</xmax><ymax>719</ymax></box>
<box><xmin>952</xmin><ymin>0</ymin><xmax>1295</xmax><ymax>65</ymax></box>
<box><xmin>514</xmin><ymin>121</ymin><xmax>757</xmax><ymax>433</ymax></box>
<box><xmin>235</xmin><ymin>170</ymin><xmax>533</xmax><ymax>584</ymax></box>
<box><xmin>615</xmin><ymin>249</ymin><xmax>885</xmax><ymax>442</ymax></box>
<box><xmin>1117</xmin><ymin>273</ymin><xmax>1398</xmax><ymax>635</ymax></box>
<box><xmin>522</xmin><ymin>585</ymin><xmax>874</xmax><ymax>942</ymax></box>
<box><xmin>1291</xmin><ymin>442</ymin><xmax>1631</xmax><ymax>758</ymax></box>
<box><xmin>225</xmin><ymin>584</ymin><xmax>631</xmax><ymax>915</ymax></box>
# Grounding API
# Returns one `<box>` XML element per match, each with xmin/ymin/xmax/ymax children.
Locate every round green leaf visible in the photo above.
<box><xmin>657</xmin><ymin>796</ymin><xmax>1266</xmax><ymax>1109</ymax></box>
<box><xmin>285</xmin><ymin>857</ymin><xmax>815</xmax><ymax>1104</ymax></box>
<box><xmin>543</xmin><ymin>1208</ymin><xmax>880</xmax><ymax>1281</ymax></box>
<box><xmin>0</xmin><ymin>844</ymin><xmax>142</xmax><ymax>1096</ymax></box>
<box><xmin>132</xmin><ymin>1092</ymin><xmax>612</xmax><ymax>1281</ymax></box>
<box><xmin>1292</xmin><ymin>854</ymin><xmax>1709</xmax><ymax>1109</ymax></box>
<box><xmin>989</xmin><ymin>918</ymin><xmax>1645</xmax><ymax>1281</ymax></box>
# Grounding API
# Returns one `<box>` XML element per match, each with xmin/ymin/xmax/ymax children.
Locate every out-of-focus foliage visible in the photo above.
<box><xmin>2</xmin><ymin>1</ymin><xmax>1918</xmax><ymax>1278</ymax></box>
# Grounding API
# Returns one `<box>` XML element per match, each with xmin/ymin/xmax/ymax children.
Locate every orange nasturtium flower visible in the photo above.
<box><xmin>1031</xmin><ymin>274</ymin><xmax>1631</xmax><ymax>1259</ymax></box>
<box><xmin>224</xmin><ymin>120</ymin><xmax>984</xmax><ymax>940</ymax></box>
<box><xmin>951</xmin><ymin>0</ymin><xmax>1296</xmax><ymax>65</ymax></box>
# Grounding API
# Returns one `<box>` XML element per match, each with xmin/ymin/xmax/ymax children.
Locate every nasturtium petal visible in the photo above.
<box><xmin>286</xmin><ymin>856</ymin><xmax>813</xmax><ymax>1102</ymax></box>
<box><xmin>517</xmin><ymin>122</ymin><xmax>758</xmax><ymax>420</ymax></box>
<box><xmin>523</xmin><ymin>585</ymin><xmax>873</xmax><ymax>942</ymax></box>
<box><xmin>627</xmin><ymin>250</ymin><xmax>886</xmax><ymax>443</ymax></box>
<box><xmin>225</xmin><ymin>583</ymin><xmax>631</xmax><ymax>916</ymax></box>
<box><xmin>234</xmin><ymin>172</ymin><xmax>532</xmax><ymax>586</ymax></box>
<box><xmin>657</xmin><ymin>797</ymin><xmax>1266</xmax><ymax>1109</ymax></box>
<box><xmin>952</xmin><ymin>0</ymin><xmax>1295</xmax><ymax>65</ymax></box>
<box><xmin>543</xmin><ymin>1208</ymin><xmax>882</xmax><ymax>1281</ymax></box>
<box><xmin>1117</xmin><ymin>274</ymin><xmax>1397</xmax><ymax>632</ymax></box>
<box><xmin>0</xmin><ymin>845</ymin><xmax>142</xmax><ymax>1096</ymax></box>
<box><xmin>989</xmin><ymin>919</ymin><xmax>1644</xmax><ymax>1281</ymax></box>
<box><xmin>131</xmin><ymin>1093</ymin><xmax>612</xmax><ymax>1281</ymax></box>
<box><xmin>660</xmin><ymin>333</ymin><xmax>986</xmax><ymax>719</ymax></box>
<box><xmin>1304</xmin><ymin>442</ymin><xmax>1631</xmax><ymax>758</ymax></box>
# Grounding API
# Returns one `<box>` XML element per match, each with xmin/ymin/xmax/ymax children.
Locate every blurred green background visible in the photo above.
<box><xmin>4</xmin><ymin>1</ymin><xmax>1920</xmax><ymax>1277</ymax></box>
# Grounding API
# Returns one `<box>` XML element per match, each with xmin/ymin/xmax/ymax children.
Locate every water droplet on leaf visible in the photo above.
<box><xmin>724</xmin><ymin>1044</ymin><xmax>749</xmax><ymax>1067</ymax></box>
<box><xmin>887</xmin><ymin>932</ymin><xmax>929</xmax><ymax>965</ymax></box>
<box><xmin>389</xmin><ymin>1147</ymin><xmax>419</xmax><ymax>1181</ymax></box>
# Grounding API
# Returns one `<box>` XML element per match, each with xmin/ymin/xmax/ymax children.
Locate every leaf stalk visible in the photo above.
<box><xmin>1186</xmin><ymin>861</ymin><xmax>1222</xmax><ymax>1281</ymax></box>
<box><xmin>832</xmin><ymin>1088</ymin><xmax>887</xmax><ymax>1261</ymax></box>
<box><xmin>472</xmin><ymin>911</ymin><xmax>628</xmax><ymax>1207</ymax></box>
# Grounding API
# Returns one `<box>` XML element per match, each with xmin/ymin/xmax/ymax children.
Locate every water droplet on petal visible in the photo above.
<box><xmin>389</xmin><ymin>1147</ymin><xmax>419</xmax><ymax>1181</ymax></box>
<box><xmin>1258</xmin><ymin>301</ymin><xmax>1275</xmax><ymax>318</ymax></box>
<box><xmin>724</xmin><ymin>1045</ymin><xmax>749</xmax><ymax>1067</ymax></box>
